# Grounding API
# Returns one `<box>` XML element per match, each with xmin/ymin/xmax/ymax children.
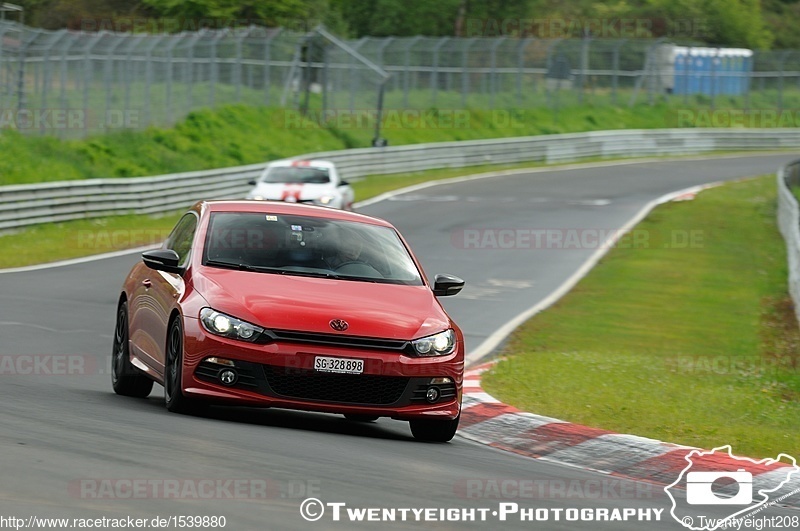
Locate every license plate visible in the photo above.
<box><xmin>314</xmin><ymin>356</ymin><xmax>364</xmax><ymax>374</ymax></box>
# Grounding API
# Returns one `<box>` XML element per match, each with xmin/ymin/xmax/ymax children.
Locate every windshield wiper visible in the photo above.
<box><xmin>204</xmin><ymin>260</ymin><xmax>340</xmax><ymax>279</ymax></box>
<box><xmin>204</xmin><ymin>259</ymin><xmax>250</xmax><ymax>270</ymax></box>
<box><xmin>331</xmin><ymin>275</ymin><xmax>380</xmax><ymax>283</ymax></box>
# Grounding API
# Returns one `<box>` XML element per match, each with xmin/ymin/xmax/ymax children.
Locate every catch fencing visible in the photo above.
<box><xmin>2</xmin><ymin>20</ymin><xmax>800</xmax><ymax>138</ymax></box>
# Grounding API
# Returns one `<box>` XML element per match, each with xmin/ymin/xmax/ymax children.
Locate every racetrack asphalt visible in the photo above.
<box><xmin>0</xmin><ymin>153</ymin><xmax>797</xmax><ymax>529</ymax></box>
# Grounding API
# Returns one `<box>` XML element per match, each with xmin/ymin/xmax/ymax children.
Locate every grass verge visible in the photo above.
<box><xmin>481</xmin><ymin>175</ymin><xmax>800</xmax><ymax>459</ymax></box>
<box><xmin>3</xmin><ymin>92</ymin><xmax>800</xmax><ymax>186</ymax></box>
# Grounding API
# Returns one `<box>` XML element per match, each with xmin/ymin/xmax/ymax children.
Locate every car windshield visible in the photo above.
<box><xmin>202</xmin><ymin>212</ymin><xmax>423</xmax><ymax>285</ymax></box>
<box><xmin>261</xmin><ymin>166</ymin><xmax>330</xmax><ymax>184</ymax></box>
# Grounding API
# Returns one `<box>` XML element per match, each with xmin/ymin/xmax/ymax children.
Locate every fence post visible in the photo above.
<box><xmin>234</xmin><ymin>27</ymin><xmax>249</xmax><ymax>103</ymax></box>
<box><xmin>57</xmin><ymin>33</ymin><xmax>79</xmax><ymax>139</ymax></box>
<box><xmin>460</xmin><ymin>37</ymin><xmax>476</xmax><ymax>107</ymax></box>
<box><xmin>431</xmin><ymin>37</ymin><xmax>449</xmax><ymax>107</ymax></box>
<box><xmin>544</xmin><ymin>39</ymin><xmax>562</xmax><ymax>110</ymax></box>
<box><xmin>322</xmin><ymin>41</ymin><xmax>329</xmax><ymax>113</ymax></box>
<box><xmin>263</xmin><ymin>28</ymin><xmax>282</xmax><ymax>106</ymax></box>
<box><xmin>376</xmin><ymin>36</ymin><xmax>393</xmax><ymax>110</ymax></box>
<box><xmin>646</xmin><ymin>38</ymin><xmax>666</xmax><ymax>106</ymax></box>
<box><xmin>122</xmin><ymin>34</ymin><xmax>147</xmax><ymax>124</ymax></box>
<box><xmin>516</xmin><ymin>37</ymin><xmax>533</xmax><ymax>107</ymax></box>
<box><xmin>578</xmin><ymin>33</ymin><xmax>590</xmax><ymax>103</ymax></box>
<box><xmin>611</xmin><ymin>39</ymin><xmax>626</xmax><ymax>105</ymax></box>
<box><xmin>778</xmin><ymin>50</ymin><xmax>791</xmax><ymax>112</ymax></box>
<box><xmin>209</xmin><ymin>30</ymin><xmax>227</xmax><ymax>108</ymax></box>
<box><xmin>142</xmin><ymin>34</ymin><xmax>167</xmax><ymax>127</ymax></box>
<box><xmin>181</xmin><ymin>31</ymin><xmax>203</xmax><ymax>114</ymax></box>
<box><xmin>376</xmin><ymin>36</ymin><xmax>393</xmax><ymax>68</ymax></box>
<box><xmin>489</xmin><ymin>36</ymin><xmax>505</xmax><ymax>108</ymax></box>
<box><xmin>17</xmin><ymin>25</ymin><xmax>37</xmax><ymax>114</ymax></box>
<box><xmin>0</xmin><ymin>24</ymin><xmax>8</xmax><ymax>112</ymax></box>
<box><xmin>349</xmin><ymin>37</ymin><xmax>367</xmax><ymax>113</ymax></box>
<box><xmin>104</xmin><ymin>35</ymin><xmax>127</xmax><ymax>132</ymax></box>
<box><xmin>40</xmin><ymin>30</ymin><xmax>69</xmax><ymax>133</ymax></box>
<box><xmin>709</xmin><ymin>47</ymin><xmax>717</xmax><ymax>109</ymax></box>
<box><xmin>82</xmin><ymin>32</ymin><xmax>106</xmax><ymax>125</ymax></box>
<box><xmin>164</xmin><ymin>33</ymin><xmax>188</xmax><ymax>126</ymax></box>
<box><xmin>402</xmin><ymin>36</ymin><xmax>421</xmax><ymax>108</ymax></box>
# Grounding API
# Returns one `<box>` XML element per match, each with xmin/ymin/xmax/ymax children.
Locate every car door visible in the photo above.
<box><xmin>129</xmin><ymin>213</ymin><xmax>196</xmax><ymax>377</ymax></box>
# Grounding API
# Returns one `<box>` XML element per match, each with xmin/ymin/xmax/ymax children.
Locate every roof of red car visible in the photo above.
<box><xmin>199</xmin><ymin>200</ymin><xmax>392</xmax><ymax>227</ymax></box>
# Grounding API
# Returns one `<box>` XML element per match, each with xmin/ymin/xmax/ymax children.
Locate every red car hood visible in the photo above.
<box><xmin>192</xmin><ymin>268</ymin><xmax>450</xmax><ymax>340</ymax></box>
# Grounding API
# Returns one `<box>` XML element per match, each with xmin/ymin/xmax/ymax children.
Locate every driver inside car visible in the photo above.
<box><xmin>323</xmin><ymin>226</ymin><xmax>365</xmax><ymax>269</ymax></box>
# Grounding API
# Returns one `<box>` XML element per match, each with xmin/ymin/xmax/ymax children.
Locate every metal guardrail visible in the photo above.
<box><xmin>777</xmin><ymin>158</ymin><xmax>800</xmax><ymax>325</ymax></box>
<box><xmin>3</xmin><ymin>127</ymin><xmax>800</xmax><ymax>232</ymax></box>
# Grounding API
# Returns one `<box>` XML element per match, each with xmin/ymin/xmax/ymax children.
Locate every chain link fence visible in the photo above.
<box><xmin>2</xmin><ymin>19</ymin><xmax>800</xmax><ymax>138</ymax></box>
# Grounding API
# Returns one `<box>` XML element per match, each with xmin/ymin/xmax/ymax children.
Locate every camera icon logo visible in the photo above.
<box><xmin>686</xmin><ymin>469</ymin><xmax>753</xmax><ymax>505</ymax></box>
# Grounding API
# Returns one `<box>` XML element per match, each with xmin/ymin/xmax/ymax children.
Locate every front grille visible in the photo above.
<box><xmin>263</xmin><ymin>365</ymin><xmax>409</xmax><ymax>405</ymax></box>
<box><xmin>262</xmin><ymin>329</ymin><xmax>410</xmax><ymax>353</ymax></box>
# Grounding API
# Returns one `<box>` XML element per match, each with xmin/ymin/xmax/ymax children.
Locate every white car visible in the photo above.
<box><xmin>246</xmin><ymin>160</ymin><xmax>355</xmax><ymax>210</ymax></box>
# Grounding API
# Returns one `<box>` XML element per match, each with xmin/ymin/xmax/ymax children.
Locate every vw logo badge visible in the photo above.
<box><xmin>329</xmin><ymin>319</ymin><xmax>349</xmax><ymax>332</ymax></box>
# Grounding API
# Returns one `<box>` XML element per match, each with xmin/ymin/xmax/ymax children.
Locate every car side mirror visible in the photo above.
<box><xmin>142</xmin><ymin>249</ymin><xmax>184</xmax><ymax>275</ymax></box>
<box><xmin>339</xmin><ymin>180</ymin><xmax>350</xmax><ymax>186</ymax></box>
<box><xmin>432</xmin><ymin>274</ymin><xmax>465</xmax><ymax>297</ymax></box>
<box><xmin>247</xmin><ymin>179</ymin><xmax>257</xmax><ymax>186</ymax></box>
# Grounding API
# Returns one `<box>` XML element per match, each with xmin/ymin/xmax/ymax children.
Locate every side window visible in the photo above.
<box><xmin>165</xmin><ymin>214</ymin><xmax>197</xmax><ymax>268</ymax></box>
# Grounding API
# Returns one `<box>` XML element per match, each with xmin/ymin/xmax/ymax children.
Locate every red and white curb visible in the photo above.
<box><xmin>459</xmin><ymin>362</ymin><xmax>800</xmax><ymax>506</ymax></box>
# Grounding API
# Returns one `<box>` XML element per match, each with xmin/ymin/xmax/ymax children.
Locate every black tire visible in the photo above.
<box><xmin>111</xmin><ymin>301</ymin><xmax>154</xmax><ymax>398</ymax></box>
<box><xmin>164</xmin><ymin>317</ymin><xmax>205</xmax><ymax>415</ymax></box>
<box><xmin>409</xmin><ymin>414</ymin><xmax>460</xmax><ymax>443</ymax></box>
<box><xmin>344</xmin><ymin>414</ymin><xmax>379</xmax><ymax>423</ymax></box>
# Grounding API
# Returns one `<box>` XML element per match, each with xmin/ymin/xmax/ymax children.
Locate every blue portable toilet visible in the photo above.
<box><xmin>664</xmin><ymin>44</ymin><xmax>753</xmax><ymax>96</ymax></box>
<box><xmin>672</xmin><ymin>46</ymin><xmax>688</xmax><ymax>95</ymax></box>
<box><xmin>686</xmin><ymin>47</ymin><xmax>752</xmax><ymax>96</ymax></box>
<box><xmin>737</xmin><ymin>49</ymin><xmax>753</xmax><ymax>95</ymax></box>
<box><xmin>694</xmin><ymin>48</ymin><xmax>710</xmax><ymax>95</ymax></box>
<box><xmin>741</xmin><ymin>50</ymin><xmax>753</xmax><ymax>93</ymax></box>
<box><xmin>703</xmin><ymin>49</ymin><xmax>714</xmax><ymax>95</ymax></box>
<box><xmin>719</xmin><ymin>50</ymin><xmax>731</xmax><ymax>94</ymax></box>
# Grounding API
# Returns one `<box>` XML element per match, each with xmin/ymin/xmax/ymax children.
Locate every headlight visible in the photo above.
<box><xmin>316</xmin><ymin>195</ymin><xmax>335</xmax><ymax>205</ymax></box>
<box><xmin>248</xmin><ymin>195</ymin><xmax>264</xmax><ymax>201</ymax></box>
<box><xmin>200</xmin><ymin>308</ymin><xmax>264</xmax><ymax>342</ymax></box>
<box><xmin>412</xmin><ymin>329</ymin><xmax>456</xmax><ymax>357</ymax></box>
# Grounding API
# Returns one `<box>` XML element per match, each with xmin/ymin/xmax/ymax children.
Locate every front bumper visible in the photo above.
<box><xmin>181</xmin><ymin>317</ymin><xmax>463</xmax><ymax>420</ymax></box>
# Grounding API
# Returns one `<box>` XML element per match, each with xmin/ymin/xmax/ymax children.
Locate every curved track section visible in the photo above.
<box><xmin>0</xmin><ymin>154</ymin><xmax>797</xmax><ymax>529</ymax></box>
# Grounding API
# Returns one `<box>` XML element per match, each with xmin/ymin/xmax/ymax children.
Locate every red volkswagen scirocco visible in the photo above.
<box><xmin>112</xmin><ymin>200</ymin><xmax>465</xmax><ymax>442</ymax></box>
